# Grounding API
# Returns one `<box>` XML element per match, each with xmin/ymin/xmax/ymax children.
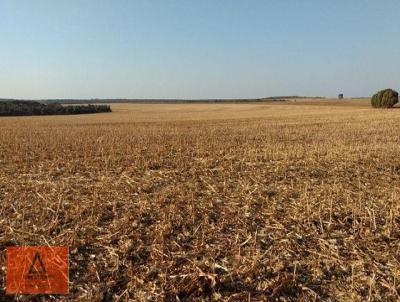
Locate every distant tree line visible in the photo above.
<box><xmin>0</xmin><ymin>101</ymin><xmax>111</xmax><ymax>116</ymax></box>
<box><xmin>40</xmin><ymin>98</ymin><xmax>290</xmax><ymax>104</ymax></box>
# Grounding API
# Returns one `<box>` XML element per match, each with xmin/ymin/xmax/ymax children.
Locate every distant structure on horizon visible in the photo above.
<box><xmin>338</xmin><ymin>94</ymin><xmax>344</xmax><ymax>99</ymax></box>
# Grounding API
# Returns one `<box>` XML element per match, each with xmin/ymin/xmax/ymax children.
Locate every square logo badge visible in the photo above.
<box><xmin>6</xmin><ymin>246</ymin><xmax>69</xmax><ymax>295</ymax></box>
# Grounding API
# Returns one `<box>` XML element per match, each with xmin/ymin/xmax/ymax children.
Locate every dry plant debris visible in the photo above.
<box><xmin>0</xmin><ymin>101</ymin><xmax>399</xmax><ymax>301</ymax></box>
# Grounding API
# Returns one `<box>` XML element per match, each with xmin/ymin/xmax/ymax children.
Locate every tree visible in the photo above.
<box><xmin>371</xmin><ymin>89</ymin><xmax>399</xmax><ymax>108</ymax></box>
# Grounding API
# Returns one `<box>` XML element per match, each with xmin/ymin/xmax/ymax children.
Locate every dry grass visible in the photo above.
<box><xmin>0</xmin><ymin>99</ymin><xmax>399</xmax><ymax>301</ymax></box>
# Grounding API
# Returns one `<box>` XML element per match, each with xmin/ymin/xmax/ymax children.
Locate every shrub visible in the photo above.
<box><xmin>0</xmin><ymin>101</ymin><xmax>112</xmax><ymax>116</ymax></box>
<box><xmin>371</xmin><ymin>89</ymin><xmax>399</xmax><ymax>108</ymax></box>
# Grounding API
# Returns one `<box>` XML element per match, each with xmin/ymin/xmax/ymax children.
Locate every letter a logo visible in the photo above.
<box><xmin>6</xmin><ymin>246</ymin><xmax>69</xmax><ymax>294</ymax></box>
<box><xmin>27</xmin><ymin>251</ymin><xmax>47</xmax><ymax>276</ymax></box>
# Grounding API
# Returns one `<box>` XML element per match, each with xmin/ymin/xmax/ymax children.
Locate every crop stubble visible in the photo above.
<box><xmin>0</xmin><ymin>101</ymin><xmax>399</xmax><ymax>301</ymax></box>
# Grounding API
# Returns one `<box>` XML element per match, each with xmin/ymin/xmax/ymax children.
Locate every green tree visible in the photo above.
<box><xmin>371</xmin><ymin>89</ymin><xmax>399</xmax><ymax>108</ymax></box>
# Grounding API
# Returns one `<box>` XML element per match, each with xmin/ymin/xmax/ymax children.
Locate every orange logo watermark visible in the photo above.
<box><xmin>6</xmin><ymin>246</ymin><xmax>69</xmax><ymax>295</ymax></box>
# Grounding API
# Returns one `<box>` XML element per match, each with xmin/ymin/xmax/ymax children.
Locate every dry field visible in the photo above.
<box><xmin>0</xmin><ymin>99</ymin><xmax>399</xmax><ymax>301</ymax></box>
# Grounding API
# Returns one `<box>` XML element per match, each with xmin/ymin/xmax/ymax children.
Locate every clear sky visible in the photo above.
<box><xmin>0</xmin><ymin>1</ymin><xmax>399</xmax><ymax>99</ymax></box>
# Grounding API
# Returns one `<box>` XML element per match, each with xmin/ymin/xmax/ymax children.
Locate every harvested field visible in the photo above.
<box><xmin>0</xmin><ymin>99</ymin><xmax>399</xmax><ymax>301</ymax></box>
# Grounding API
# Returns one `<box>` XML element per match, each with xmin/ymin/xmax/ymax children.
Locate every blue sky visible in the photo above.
<box><xmin>0</xmin><ymin>0</ymin><xmax>399</xmax><ymax>99</ymax></box>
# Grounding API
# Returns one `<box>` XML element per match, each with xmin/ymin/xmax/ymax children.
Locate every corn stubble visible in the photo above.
<box><xmin>0</xmin><ymin>102</ymin><xmax>399</xmax><ymax>301</ymax></box>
